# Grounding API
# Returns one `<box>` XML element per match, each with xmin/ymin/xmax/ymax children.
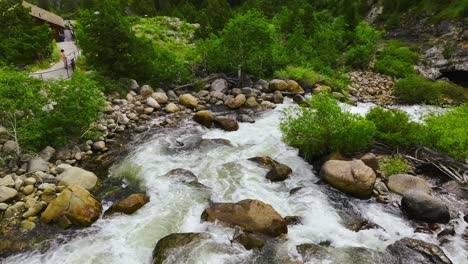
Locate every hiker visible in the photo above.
<box><xmin>61</xmin><ymin>49</ymin><xmax>68</xmax><ymax>69</ymax></box>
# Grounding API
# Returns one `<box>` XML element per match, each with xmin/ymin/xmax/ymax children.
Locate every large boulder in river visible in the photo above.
<box><xmin>386</xmin><ymin>238</ymin><xmax>453</xmax><ymax>264</ymax></box>
<box><xmin>386</xmin><ymin>174</ymin><xmax>431</xmax><ymax>195</ymax></box>
<box><xmin>249</xmin><ymin>156</ymin><xmax>292</xmax><ymax>182</ymax></box>
<box><xmin>214</xmin><ymin>116</ymin><xmax>239</xmax><ymax>131</ymax></box>
<box><xmin>193</xmin><ymin>110</ymin><xmax>214</xmax><ymax>128</ymax></box>
<box><xmin>58</xmin><ymin>167</ymin><xmax>98</xmax><ymax>191</ymax></box>
<box><xmin>179</xmin><ymin>94</ymin><xmax>198</xmax><ymax>109</ymax></box>
<box><xmin>201</xmin><ymin>199</ymin><xmax>287</xmax><ymax>237</ymax></box>
<box><xmin>297</xmin><ymin>243</ymin><xmax>391</xmax><ymax>264</ymax></box>
<box><xmin>320</xmin><ymin>160</ymin><xmax>376</xmax><ymax>199</ymax></box>
<box><xmin>41</xmin><ymin>185</ymin><xmax>102</xmax><ymax>228</ymax></box>
<box><xmin>269</xmin><ymin>79</ymin><xmax>304</xmax><ymax>94</ymax></box>
<box><xmin>152</xmin><ymin>233</ymin><xmax>210</xmax><ymax>264</ymax></box>
<box><xmin>401</xmin><ymin>190</ymin><xmax>450</xmax><ymax>223</ymax></box>
<box><xmin>105</xmin><ymin>193</ymin><xmax>149</xmax><ymax>215</ymax></box>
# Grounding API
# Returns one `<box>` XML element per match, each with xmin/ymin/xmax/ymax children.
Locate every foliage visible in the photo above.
<box><xmin>374</xmin><ymin>41</ymin><xmax>420</xmax><ymax>78</ymax></box>
<box><xmin>202</xmin><ymin>11</ymin><xmax>279</xmax><ymax>77</ymax></box>
<box><xmin>280</xmin><ymin>94</ymin><xmax>375</xmax><ymax>159</ymax></box>
<box><xmin>378</xmin><ymin>156</ymin><xmax>410</xmax><ymax>176</ymax></box>
<box><xmin>394</xmin><ymin>75</ymin><xmax>468</xmax><ymax>105</ymax></box>
<box><xmin>345</xmin><ymin>21</ymin><xmax>382</xmax><ymax>68</ymax></box>
<box><xmin>365</xmin><ymin>107</ymin><xmax>421</xmax><ymax>148</ymax></box>
<box><xmin>274</xmin><ymin>66</ymin><xmax>350</xmax><ymax>91</ymax></box>
<box><xmin>0</xmin><ymin>0</ymin><xmax>53</xmax><ymax>66</ymax></box>
<box><xmin>420</xmin><ymin>104</ymin><xmax>468</xmax><ymax>161</ymax></box>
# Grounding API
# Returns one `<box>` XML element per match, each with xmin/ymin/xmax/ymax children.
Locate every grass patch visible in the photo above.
<box><xmin>379</xmin><ymin>155</ymin><xmax>410</xmax><ymax>177</ymax></box>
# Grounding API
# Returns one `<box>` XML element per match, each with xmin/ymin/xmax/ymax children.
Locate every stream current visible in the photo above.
<box><xmin>5</xmin><ymin>101</ymin><xmax>467</xmax><ymax>264</ymax></box>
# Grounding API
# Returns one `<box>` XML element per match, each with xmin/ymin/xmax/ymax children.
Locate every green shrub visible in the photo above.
<box><xmin>379</xmin><ymin>156</ymin><xmax>410</xmax><ymax>176</ymax></box>
<box><xmin>374</xmin><ymin>41</ymin><xmax>420</xmax><ymax>78</ymax></box>
<box><xmin>345</xmin><ymin>21</ymin><xmax>382</xmax><ymax>68</ymax></box>
<box><xmin>366</xmin><ymin>107</ymin><xmax>421</xmax><ymax>148</ymax></box>
<box><xmin>394</xmin><ymin>75</ymin><xmax>468</xmax><ymax>105</ymax></box>
<box><xmin>280</xmin><ymin>94</ymin><xmax>375</xmax><ymax>159</ymax></box>
<box><xmin>274</xmin><ymin>66</ymin><xmax>324</xmax><ymax>87</ymax></box>
<box><xmin>420</xmin><ymin>104</ymin><xmax>468</xmax><ymax>161</ymax></box>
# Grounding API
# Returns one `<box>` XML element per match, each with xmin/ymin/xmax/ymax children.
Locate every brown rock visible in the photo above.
<box><xmin>105</xmin><ymin>193</ymin><xmax>149</xmax><ymax>215</ymax></box>
<box><xmin>193</xmin><ymin>110</ymin><xmax>214</xmax><ymax>128</ymax></box>
<box><xmin>386</xmin><ymin>174</ymin><xmax>431</xmax><ymax>195</ymax></box>
<box><xmin>214</xmin><ymin>116</ymin><xmax>239</xmax><ymax>131</ymax></box>
<box><xmin>234</xmin><ymin>233</ymin><xmax>265</xmax><ymax>250</ymax></box>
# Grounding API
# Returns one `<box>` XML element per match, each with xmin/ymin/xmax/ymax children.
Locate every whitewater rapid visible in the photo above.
<box><xmin>5</xmin><ymin>102</ymin><xmax>466</xmax><ymax>264</ymax></box>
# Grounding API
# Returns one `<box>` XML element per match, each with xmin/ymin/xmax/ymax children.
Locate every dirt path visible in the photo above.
<box><xmin>30</xmin><ymin>41</ymin><xmax>80</xmax><ymax>81</ymax></box>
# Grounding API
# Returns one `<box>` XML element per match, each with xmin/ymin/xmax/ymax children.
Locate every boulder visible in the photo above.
<box><xmin>146</xmin><ymin>97</ymin><xmax>161</xmax><ymax>109</ymax></box>
<box><xmin>286</xmin><ymin>80</ymin><xmax>305</xmax><ymax>94</ymax></box>
<box><xmin>245</xmin><ymin>97</ymin><xmax>259</xmax><ymax>108</ymax></box>
<box><xmin>211</xmin><ymin>78</ymin><xmax>229</xmax><ymax>93</ymax></box>
<box><xmin>401</xmin><ymin>191</ymin><xmax>450</xmax><ymax>223</ymax></box>
<box><xmin>39</xmin><ymin>146</ymin><xmax>56</xmax><ymax>161</ymax></box>
<box><xmin>27</xmin><ymin>157</ymin><xmax>49</xmax><ymax>173</ymax></box>
<box><xmin>164</xmin><ymin>103</ymin><xmax>180</xmax><ymax>113</ymax></box>
<box><xmin>386</xmin><ymin>238</ymin><xmax>453</xmax><ymax>264</ymax></box>
<box><xmin>360</xmin><ymin>153</ymin><xmax>379</xmax><ymax>174</ymax></box>
<box><xmin>234</xmin><ymin>233</ymin><xmax>265</xmax><ymax>250</ymax></box>
<box><xmin>193</xmin><ymin>110</ymin><xmax>214</xmax><ymax>128</ymax></box>
<box><xmin>140</xmin><ymin>85</ymin><xmax>154</xmax><ymax>97</ymax></box>
<box><xmin>152</xmin><ymin>233</ymin><xmax>210</xmax><ymax>264</ymax></box>
<box><xmin>1</xmin><ymin>140</ymin><xmax>18</xmax><ymax>154</ymax></box>
<box><xmin>297</xmin><ymin>244</ymin><xmax>391</xmax><ymax>264</ymax></box>
<box><xmin>0</xmin><ymin>186</ymin><xmax>17</xmax><ymax>203</ymax></box>
<box><xmin>214</xmin><ymin>116</ymin><xmax>239</xmax><ymax>131</ymax></box>
<box><xmin>269</xmin><ymin>79</ymin><xmax>288</xmax><ymax>91</ymax></box>
<box><xmin>273</xmin><ymin>90</ymin><xmax>284</xmax><ymax>103</ymax></box>
<box><xmin>201</xmin><ymin>199</ymin><xmax>288</xmax><ymax>237</ymax></box>
<box><xmin>266</xmin><ymin>164</ymin><xmax>292</xmax><ymax>182</ymax></box>
<box><xmin>58</xmin><ymin>167</ymin><xmax>98</xmax><ymax>191</ymax></box>
<box><xmin>320</xmin><ymin>160</ymin><xmax>376</xmax><ymax>199</ymax></box>
<box><xmin>105</xmin><ymin>193</ymin><xmax>149</xmax><ymax>215</ymax></box>
<box><xmin>162</xmin><ymin>169</ymin><xmax>198</xmax><ymax>183</ymax></box>
<box><xmin>0</xmin><ymin>175</ymin><xmax>15</xmax><ymax>187</ymax></box>
<box><xmin>41</xmin><ymin>185</ymin><xmax>102</xmax><ymax>228</ymax></box>
<box><xmin>179</xmin><ymin>94</ymin><xmax>198</xmax><ymax>109</ymax></box>
<box><xmin>226</xmin><ymin>94</ymin><xmax>246</xmax><ymax>109</ymax></box>
<box><xmin>152</xmin><ymin>92</ymin><xmax>169</xmax><ymax>104</ymax></box>
<box><xmin>292</xmin><ymin>94</ymin><xmax>307</xmax><ymax>105</ymax></box>
<box><xmin>387</xmin><ymin>174</ymin><xmax>431</xmax><ymax>195</ymax></box>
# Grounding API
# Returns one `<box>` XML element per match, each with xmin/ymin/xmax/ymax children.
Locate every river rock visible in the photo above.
<box><xmin>22</xmin><ymin>201</ymin><xmax>46</xmax><ymax>218</ymax></box>
<box><xmin>386</xmin><ymin>174</ymin><xmax>431</xmax><ymax>195</ymax></box>
<box><xmin>269</xmin><ymin>79</ymin><xmax>288</xmax><ymax>91</ymax></box>
<box><xmin>164</xmin><ymin>103</ymin><xmax>180</xmax><ymax>113</ymax></box>
<box><xmin>273</xmin><ymin>90</ymin><xmax>284</xmax><ymax>103</ymax></box>
<box><xmin>245</xmin><ymin>97</ymin><xmax>259</xmax><ymax>108</ymax></box>
<box><xmin>234</xmin><ymin>233</ymin><xmax>265</xmax><ymax>250</ymax></box>
<box><xmin>146</xmin><ymin>97</ymin><xmax>161</xmax><ymax>109</ymax></box>
<box><xmin>386</xmin><ymin>238</ymin><xmax>453</xmax><ymax>264</ymax></box>
<box><xmin>226</xmin><ymin>94</ymin><xmax>246</xmax><ymax>109</ymax></box>
<box><xmin>20</xmin><ymin>220</ymin><xmax>36</xmax><ymax>231</ymax></box>
<box><xmin>360</xmin><ymin>153</ymin><xmax>379</xmax><ymax>174</ymax></box>
<box><xmin>0</xmin><ymin>175</ymin><xmax>15</xmax><ymax>187</ymax></box>
<box><xmin>214</xmin><ymin>116</ymin><xmax>239</xmax><ymax>131</ymax></box>
<box><xmin>201</xmin><ymin>199</ymin><xmax>288</xmax><ymax>237</ymax></box>
<box><xmin>320</xmin><ymin>160</ymin><xmax>376</xmax><ymax>199</ymax></box>
<box><xmin>105</xmin><ymin>193</ymin><xmax>149</xmax><ymax>215</ymax></box>
<box><xmin>140</xmin><ymin>85</ymin><xmax>154</xmax><ymax>97</ymax></box>
<box><xmin>211</xmin><ymin>78</ymin><xmax>228</xmax><ymax>93</ymax></box>
<box><xmin>2</xmin><ymin>140</ymin><xmax>18</xmax><ymax>154</ymax></box>
<box><xmin>193</xmin><ymin>110</ymin><xmax>214</xmax><ymax>128</ymax></box>
<box><xmin>27</xmin><ymin>157</ymin><xmax>49</xmax><ymax>173</ymax></box>
<box><xmin>401</xmin><ymin>191</ymin><xmax>450</xmax><ymax>223</ymax></box>
<box><xmin>163</xmin><ymin>169</ymin><xmax>198</xmax><ymax>183</ymax></box>
<box><xmin>179</xmin><ymin>94</ymin><xmax>198</xmax><ymax>109</ymax></box>
<box><xmin>265</xmin><ymin>162</ymin><xmax>292</xmax><ymax>182</ymax></box>
<box><xmin>152</xmin><ymin>92</ymin><xmax>169</xmax><ymax>104</ymax></box>
<box><xmin>259</xmin><ymin>101</ymin><xmax>276</xmax><ymax>110</ymax></box>
<box><xmin>152</xmin><ymin>233</ymin><xmax>210</xmax><ymax>264</ymax></box>
<box><xmin>39</xmin><ymin>146</ymin><xmax>56</xmax><ymax>161</ymax></box>
<box><xmin>293</xmin><ymin>94</ymin><xmax>307</xmax><ymax>105</ymax></box>
<box><xmin>22</xmin><ymin>185</ymin><xmax>34</xmax><ymax>195</ymax></box>
<box><xmin>58</xmin><ymin>167</ymin><xmax>98</xmax><ymax>191</ymax></box>
<box><xmin>0</xmin><ymin>186</ymin><xmax>17</xmax><ymax>203</ymax></box>
<box><xmin>297</xmin><ymin>243</ymin><xmax>391</xmax><ymax>264</ymax></box>
<box><xmin>41</xmin><ymin>185</ymin><xmax>102</xmax><ymax>228</ymax></box>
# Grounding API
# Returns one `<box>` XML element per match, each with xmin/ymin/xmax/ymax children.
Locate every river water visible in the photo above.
<box><xmin>6</xmin><ymin>101</ymin><xmax>467</xmax><ymax>264</ymax></box>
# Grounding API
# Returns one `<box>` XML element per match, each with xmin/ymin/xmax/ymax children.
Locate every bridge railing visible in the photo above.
<box><xmin>29</xmin><ymin>48</ymin><xmax>81</xmax><ymax>81</ymax></box>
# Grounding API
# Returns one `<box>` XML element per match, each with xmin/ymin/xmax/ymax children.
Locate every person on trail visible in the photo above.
<box><xmin>61</xmin><ymin>49</ymin><xmax>68</xmax><ymax>69</ymax></box>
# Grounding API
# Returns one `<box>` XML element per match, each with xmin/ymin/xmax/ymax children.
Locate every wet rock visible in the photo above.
<box><xmin>387</xmin><ymin>174</ymin><xmax>431</xmax><ymax>195</ymax></box>
<box><xmin>442</xmin><ymin>181</ymin><xmax>468</xmax><ymax>200</ymax></box>
<box><xmin>105</xmin><ymin>193</ymin><xmax>149</xmax><ymax>215</ymax></box>
<box><xmin>162</xmin><ymin>169</ymin><xmax>198</xmax><ymax>183</ymax></box>
<box><xmin>401</xmin><ymin>191</ymin><xmax>450</xmax><ymax>223</ymax></box>
<box><xmin>164</xmin><ymin>103</ymin><xmax>180</xmax><ymax>113</ymax></box>
<box><xmin>386</xmin><ymin>237</ymin><xmax>453</xmax><ymax>264</ymax></box>
<box><xmin>238</xmin><ymin>114</ymin><xmax>255</xmax><ymax>123</ymax></box>
<box><xmin>211</xmin><ymin>78</ymin><xmax>229</xmax><ymax>93</ymax></box>
<box><xmin>193</xmin><ymin>110</ymin><xmax>214</xmax><ymax>128</ymax></box>
<box><xmin>226</xmin><ymin>94</ymin><xmax>246</xmax><ymax>109</ymax></box>
<box><xmin>259</xmin><ymin>101</ymin><xmax>276</xmax><ymax>110</ymax></box>
<box><xmin>152</xmin><ymin>233</ymin><xmax>210</xmax><ymax>264</ymax></box>
<box><xmin>285</xmin><ymin>216</ymin><xmax>302</xmax><ymax>225</ymax></box>
<box><xmin>201</xmin><ymin>199</ymin><xmax>287</xmax><ymax>237</ymax></box>
<box><xmin>234</xmin><ymin>233</ymin><xmax>265</xmax><ymax>250</ymax></box>
<box><xmin>292</xmin><ymin>94</ymin><xmax>307</xmax><ymax>105</ymax></box>
<box><xmin>266</xmin><ymin>163</ymin><xmax>292</xmax><ymax>182</ymax></box>
<box><xmin>39</xmin><ymin>146</ymin><xmax>55</xmax><ymax>161</ymax></box>
<box><xmin>273</xmin><ymin>90</ymin><xmax>284</xmax><ymax>103</ymax></box>
<box><xmin>27</xmin><ymin>157</ymin><xmax>49</xmax><ymax>173</ymax></box>
<box><xmin>297</xmin><ymin>243</ymin><xmax>391</xmax><ymax>264</ymax></box>
<box><xmin>213</xmin><ymin>116</ymin><xmax>239</xmax><ymax>131</ymax></box>
<box><xmin>248</xmin><ymin>156</ymin><xmax>276</xmax><ymax>168</ymax></box>
<box><xmin>58</xmin><ymin>167</ymin><xmax>98</xmax><ymax>191</ymax></box>
<box><xmin>0</xmin><ymin>186</ymin><xmax>17</xmax><ymax>203</ymax></box>
<box><xmin>320</xmin><ymin>160</ymin><xmax>376</xmax><ymax>199</ymax></box>
<box><xmin>179</xmin><ymin>94</ymin><xmax>198</xmax><ymax>109</ymax></box>
<box><xmin>41</xmin><ymin>185</ymin><xmax>102</xmax><ymax>228</ymax></box>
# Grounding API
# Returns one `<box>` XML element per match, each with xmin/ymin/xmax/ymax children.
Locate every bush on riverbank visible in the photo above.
<box><xmin>374</xmin><ymin>41</ymin><xmax>420</xmax><ymax>78</ymax></box>
<box><xmin>393</xmin><ymin>75</ymin><xmax>468</xmax><ymax>104</ymax></box>
<box><xmin>280</xmin><ymin>94</ymin><xmax>375</xmax><ymax>159</ymax></box>
<box><xmin>378</xmin><ymin>155</ymin><xmax>410</xmax><ymax>176</ymax></box>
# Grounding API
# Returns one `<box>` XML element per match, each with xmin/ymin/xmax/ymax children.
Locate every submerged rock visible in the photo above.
<box><xmin>320</xmin><ymin>160</ymin><xmax>376</xmax><ymax>199</ymax></box>
<box><xmin>234</xmin><ymin>233</ymin><xmax>265</xmax><ymax>250</ymax></box>
<box><xmin>386</xmin><ymin>174</ymin><xmax>431</xmax><ymax>195</ymax></box>
<box><xmin>249</xmin><ymin>156</ymin><xmax>292</xmax><ymax>182</ymax></box>
<box><xmin>41</xmin><ymin>185</ymin><xmax>102</xmax><ymax>228</ymax></box>
<box><xmin>297</xmin><ymin>243</ymin><xmax>391</xmax><ymax>264</ymax></box>
<box><xmin>201</xmin><ymin>199</ymin><xmax>287</xmax><ymax>237</ymax></box>
<box><xmin>152</xmin><ymin>233</ymin><xmax>210</xmax><ymax>264</ymax></box>
<box><xmin>401</xmin><ymin>190</ymin><xmax>450</xmax><ymax>223</ymax></box>
<box><xmin>163</xmin><ymin>168</ymin><xmax>198</xmax><ymax>182</ymax></box>
<box><xmin>386</xmin><ymin>237</ymin><xmax>453</xmax><ymax>264</ymax></box>
<box><xmin>105</xmin><ymin>193</ymin><xmax>149</xmax><ymax>215</ymax></box>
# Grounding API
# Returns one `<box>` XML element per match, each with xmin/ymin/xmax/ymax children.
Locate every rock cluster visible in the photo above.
<box><xmin>347</xmin><ymin>71</ymin><xmax>395</xmax><ymax>104</ymax></box>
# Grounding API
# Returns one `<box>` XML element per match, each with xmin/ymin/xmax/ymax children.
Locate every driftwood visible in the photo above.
<box><xmin>405</xmin><ymin>146</ymin><xmax>468</xmax><ymax>185</ymax></box>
